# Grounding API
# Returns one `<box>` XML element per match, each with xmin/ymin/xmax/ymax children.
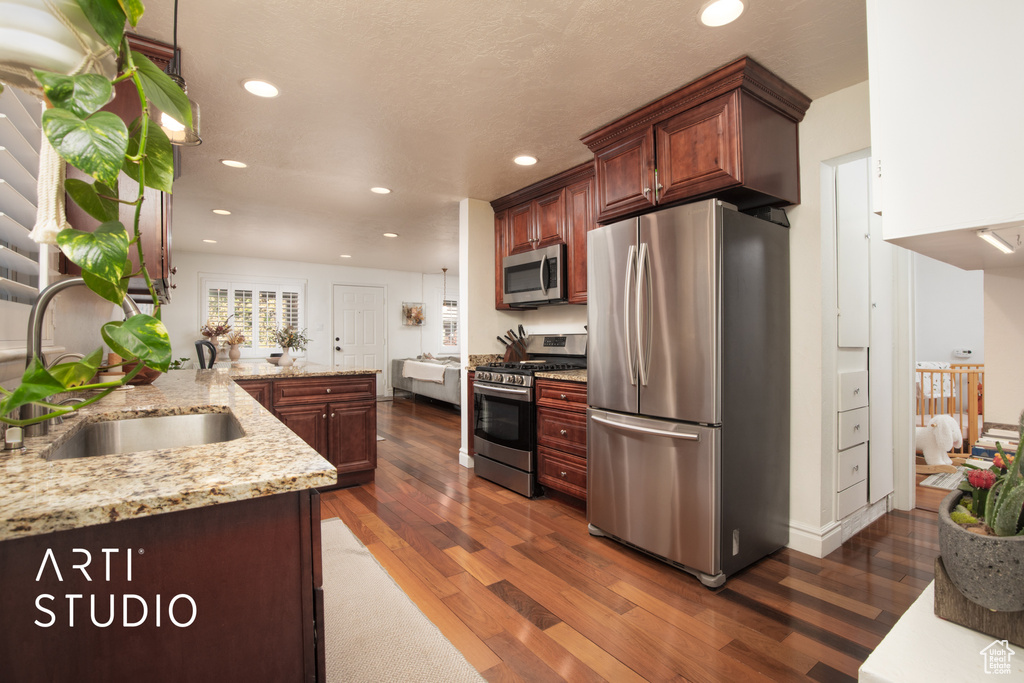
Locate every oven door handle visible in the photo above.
<box><xmin>474</xmin><ymin>383</ymin><xmax>532</xmax><ymax>401</ymax></box>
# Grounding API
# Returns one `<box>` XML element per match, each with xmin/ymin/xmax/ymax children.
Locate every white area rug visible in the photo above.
<box><xmin>321</xmin><ymin>518</ymin><xmax>484</xmax><ymax>682</ymax></box>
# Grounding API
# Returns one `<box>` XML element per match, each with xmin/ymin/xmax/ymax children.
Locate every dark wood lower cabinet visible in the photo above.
<box><xmin>0</xmin><ymin>490</ymin><xmax>323</xmax><ymax>682</ymax></box>
<box><xmin>236</xmin><ymin>374</ymin><xmax>378</xmax><ymax>489</ymax></box>
<box><xmin>535</xmin><ymin>378</ymin><xmax>588</xmax><ymax>500</ymax></box>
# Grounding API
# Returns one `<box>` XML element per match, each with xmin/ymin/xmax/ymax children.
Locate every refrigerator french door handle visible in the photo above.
<box><xmin>637</xmin><ymin>241</ymin><xmax>653</xmax><ymax>386</ymax></box>
<box><xmin>590</xmin><ymin>414</ymin><xmax>701</xmax><ymax>441</ymax></box>
<box><xmin>624</xmin><ymin>244</ymin><xmax>638</xmax><ymax>385</ymax></box>
<box><xmin>538</xmin><ymin>255</ymin><xmax>549</xmax><ymax>295</ymax></box>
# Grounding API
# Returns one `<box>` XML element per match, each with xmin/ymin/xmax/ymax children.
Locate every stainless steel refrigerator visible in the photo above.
<box><xmin>586</xmin><ymin>199</ymin><xmax>789</xmax><ymax>587</ymax></box>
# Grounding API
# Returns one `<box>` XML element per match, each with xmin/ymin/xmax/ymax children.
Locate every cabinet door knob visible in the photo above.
<box><xmin>560</xmin><ymin>393</ymin><xmax>567</xmax><ymax>399</ymax></box>
<box><xmin>326</xmin><ymin>388</ymin><xmax>332</xmax><ymax>393</ymax></box>
<box><xmin>560</xmin><ymin>471</ymin><xmax>567</xmax><ymax>478</ymax></box>
<box><xmin>853</xmin><ymin>465</ymin><xmax>859</xmax><ymax>472</ymax></box>
<box><xmin>560</xmin><ymin>429</ymin><xmax>568</xmax><ymax>436</ymax></box>
<box><xmin>170</xmin><ymin>266</ymin><xmax>177</xmax><ymax>275</ymax></box>
<box><xmin>853</xmin><ymin>388</ymin><xmax>860</xmax><ymax>394</ymax></box>
<box><xmin>853</xmin><ymin>424</ymin><xmax>860</xmax><ymax>431</ymax></box>
<box><xmin>643</xmin><ymin>187</ymin><xmax>651</xmax><ymax>197</ymax></box>
<box><xmin>322</xmin><ymin>414</ymin><xmax>326</xmax><ymax>419</ymax></box>
<box><xmin>331</xmin><ymin>413</ymin><xmax>335</xmax><ymax>418</ymax></box>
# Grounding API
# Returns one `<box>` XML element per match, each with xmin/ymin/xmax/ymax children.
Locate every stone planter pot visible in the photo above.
<box><xmin>938</xmin><ymin>489</ymin><xmax>1024</xmax><ymax>612</ymax></box>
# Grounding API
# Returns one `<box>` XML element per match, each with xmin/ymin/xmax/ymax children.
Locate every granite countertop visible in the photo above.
<box><xmin>0</xmin><ymin>368</ymin><xmax>349</xmax><ymax>542</ymax></box>
<box><xmin>535</xmin><ymin>369</ymin><xmax>587</xmax><ymax>383</ymax></box>
<box><xmin>222</xmin><ymin>361</ymin><xmax>381</xmax><ymax>379</ymax></box>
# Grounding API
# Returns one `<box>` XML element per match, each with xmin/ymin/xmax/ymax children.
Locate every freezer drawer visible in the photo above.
<box><xmin>587</xmin><ymin>408</ymin><xmax>720</xmax><ymax>577</ymax></box>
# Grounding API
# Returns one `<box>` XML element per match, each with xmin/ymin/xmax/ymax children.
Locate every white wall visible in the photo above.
<box><xmin>420</xmin><ymin>272</ymin><xmax>461</xmax><ymax>358</ymax></box>
<box><xmin>914</xmin><ymin>253</ymin><xmax>984</xmax><ymax>364</ymax></box>
<box><xmin>162</xmin><ymin>251</ymin><xmax>446</xmax><ymax>393</ymax></box>
<box><xmin>785</xmin><ymin>80</ymin><xmax>872</xmax><ymax>554</ymax></box>
<box><xmin>983</xmin><ymin>266</ymin><xmax>1024</xmax><ymax>424</ymax></box>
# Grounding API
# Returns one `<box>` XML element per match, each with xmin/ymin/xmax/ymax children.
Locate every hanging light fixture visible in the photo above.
<box><xmin>160</xmin><ymin>0</ymin><xmax>201</xmax><ymax>146</ymax></box>
<box><xmin>442</xmin><ymin>267</ymin><xmax>448</xmax><ymax>302</ymax></box>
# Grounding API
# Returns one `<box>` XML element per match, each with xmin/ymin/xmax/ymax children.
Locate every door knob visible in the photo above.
<box><xmin>335</xmin><ymin>337</ymin><xmax>340</xmax><ymax>342</ymax></box>
<box><xmin>335</xmin><ymin>346</ymin><xmax>341</xmax><ymax>351</ymax></box>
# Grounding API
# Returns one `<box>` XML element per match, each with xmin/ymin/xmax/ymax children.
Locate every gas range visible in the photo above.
<box><xmin>474</xmin><ymin>361</ymin><xmax>583</xmax><ymax>388</ymax></box>
<box><xmin>472</xmin><ymin>332</ymin><xmax>586</xmax><ymax>498</ymax></box>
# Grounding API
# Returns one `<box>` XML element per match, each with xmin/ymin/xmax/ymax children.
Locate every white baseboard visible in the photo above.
<box><xmin>787</xmin><ymin>520</ymin><xmax>843</xmax><ymax>558</ymax></box>
<box><xmin>841</xmin><ymin>496</ymin><xmax>891</xmax><ymax>543</ymax></box>
<box><xmin>458</xmin><ymin>448</ymin><xmax>474</xmax><ymax>469</ymax></box>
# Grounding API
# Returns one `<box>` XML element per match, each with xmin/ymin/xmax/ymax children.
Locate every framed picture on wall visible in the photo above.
<box><xmin>402</xmin><ymin>302</ymin><xmax>425</xmax><ymax>326</ymax></box>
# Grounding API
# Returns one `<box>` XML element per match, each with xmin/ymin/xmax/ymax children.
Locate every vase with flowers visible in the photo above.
<box><xmin>939</xmin><ymin>411</ymin><xmax>1024</xmax><ymax>612</ymax></box>
<box><xmin>272</xmin><ymin>325</ymin><xmax>309</xmax><ymax>368</ymax></box>
<box><xmin>224</xmin><ymin>330</ymin><xmax>245</xmax><ymax>363</ymax></box>
<box><xmin>200</xmin><ymin>316</ymin><xmax>233</xmax><ymax>350</ymax></box>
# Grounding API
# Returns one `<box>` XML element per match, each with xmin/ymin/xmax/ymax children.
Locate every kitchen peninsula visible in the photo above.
<box><xmin>0</xmin><ymin>367</ymin><xmax>371</xmax><ymax>681</ymax></box>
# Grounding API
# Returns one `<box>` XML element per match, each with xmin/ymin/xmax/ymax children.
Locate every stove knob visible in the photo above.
<box><xmin>516</xmin><ymin>375</ymin><xmax>525</xmax><ymax>385</ymax></box>
<box><xmin>478</xmin><ymin>372</ymin><xmax>489</xmax><ymax>381</ymax></box>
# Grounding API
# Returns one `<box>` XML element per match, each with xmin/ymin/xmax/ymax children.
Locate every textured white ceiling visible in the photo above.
<box><xmin>133</xmin><ymin>0</ymin><xmax>868</xmax><ymax>276</ymax></box>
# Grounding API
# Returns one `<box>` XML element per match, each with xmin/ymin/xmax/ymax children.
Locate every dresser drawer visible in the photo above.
<box><xmin>535</xmin><ymin>379</ymin><xmax>587</xmax><ymax>410</ymax></box>
<box><xmin>538</xmin><ymin>446</ymin><xmax>587</xmax><ymax>499</ymax></box>
<box><xmin>838</xmin><ymin>371</ymin><xmax>868</xmax><ymax>411</ymax></box>
<box><xmin>273</xmin><ymin>376</ymin><xmax>376</xmax><ymax>406</ymax></box>
<box><xmin>536</xmin><ymin>406</ymin><xmax>587</xmax><ymax>457</ymax></box>
<box><xmin>837</xmin><ymin>480</ymin><xmax>867</xmax><ymax>519</ymax></box>
<box><xmin>838</xmin><ymin>443</ymin><xmax>868</xmax><ymax>490</ymax></box>
<box><xmin>837</xmin><ymin>406</ymin><xmax>869</xmax><ymax>451</ymax></box>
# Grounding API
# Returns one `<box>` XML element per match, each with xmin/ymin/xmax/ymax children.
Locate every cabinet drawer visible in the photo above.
<box><xmin>535</xmin><ymin>380</ymin><xmax>587</xmax><ymax>410</ymax></box>
<box><xmin>838</xmin><ymin>371</ymin><xmax>869</xmax><ymax>411</ymax></box>
<box><xmin>536</xmin><ymin>406</ymin><xmax>586</xmax><ymax>457</ymax></box>
<box><xmin>538</xmin><ymin>446</ymin><xmax>587</xmax><ymax>499</ymax></box>
<box><xmin>837</xmin><ymin>479</ymin><xmax>867</xmax><ymax>519</ymax></box>
<box><xmin>273</xmin><ymin>376</ymin><xmax>376</xmax><ymax>406</ymax></box>
<box><xmin>838</xmin><ymin>443</ymin><xmax>868</xmax><ymax>491</ymax></box>
<box><xmin>837</xmin><ymin>407</ymin><xmax>869</xmax><ymax>451</ymax></box>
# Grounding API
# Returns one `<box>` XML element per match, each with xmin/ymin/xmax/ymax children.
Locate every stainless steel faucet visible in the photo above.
<box><xmin>21</xmin><ymin>277</ymin><xmax>142</xmax><ymax>437</ymax></box>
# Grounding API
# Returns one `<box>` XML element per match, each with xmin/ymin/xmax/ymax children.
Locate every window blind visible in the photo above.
<box><xmin>441</xmin><ymin>298</ymin><xmax>458</xmax><ymax>347</ymax></box>
<box><xmin>0</xmin><ymin>86</ymin><xmax>43</xmax><ymax>306</ymax></box>
<box><xmin>200</xmin><ymin>276</ymin><xmax>305</xmax><ymax>356</ymax></box>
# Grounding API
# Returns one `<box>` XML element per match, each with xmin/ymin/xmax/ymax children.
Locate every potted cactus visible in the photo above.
<box><xmin>938</xmin><ymin>410</ymin><xmax>1024</xmax><ymax>612</ymax></box>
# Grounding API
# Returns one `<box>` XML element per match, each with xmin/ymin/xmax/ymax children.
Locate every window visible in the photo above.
<box><xmin>200</xmin><ymin>275</ymin><xmax>305</xmax><ymax>356</ymax></box>
<box><xmin>441</xmin><ymin>298</ymin><xmax>458</xmax><ymax>347</ymax></box>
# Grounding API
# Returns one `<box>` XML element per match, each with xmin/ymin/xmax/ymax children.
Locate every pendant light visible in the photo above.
<box><xmin>442</xmin><ymin>267</ymin><xmax>448</xmax><ymax>302</ymax></box>
<box><xmin>160</xmin><ymin>0</ymin><xmax>201</xmax><ymax>146</ymax></box>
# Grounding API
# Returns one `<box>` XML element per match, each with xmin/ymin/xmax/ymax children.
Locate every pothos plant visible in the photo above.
<box><xmin>0</xmin><ymin>0</ymin><xmax>184</xmax><ymax>427</ymax></box>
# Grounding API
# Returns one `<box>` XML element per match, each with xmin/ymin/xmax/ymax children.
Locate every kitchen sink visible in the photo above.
<box><xmin>45</xmin><ymin>412</ymin><xmax>245</xmax><ymax>461</ymax></box>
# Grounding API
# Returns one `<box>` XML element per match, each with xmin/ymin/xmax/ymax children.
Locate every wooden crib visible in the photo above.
<box><xmin>916</xmin><ymin>363</ymin><xmax>984</xmax><ymax>453</ymax></box>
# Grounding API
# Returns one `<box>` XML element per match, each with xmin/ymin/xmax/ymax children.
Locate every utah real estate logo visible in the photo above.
<box><xmin>980</xmin><ymin>640</ymin><xmax>1016</xmax><ymax>675</ymax></box>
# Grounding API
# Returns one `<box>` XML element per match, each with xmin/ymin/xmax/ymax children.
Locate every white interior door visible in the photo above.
<box><xmin>333</xmin><ymin>284</ymin><xmax>385</xmax><ymax>396</ymax></box>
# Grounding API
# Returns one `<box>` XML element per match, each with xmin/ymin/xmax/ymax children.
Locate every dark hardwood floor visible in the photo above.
<box><xmin>321</xmin><ymin>397</ymin><xmax>940</xmax><ymax>682</ymax></box>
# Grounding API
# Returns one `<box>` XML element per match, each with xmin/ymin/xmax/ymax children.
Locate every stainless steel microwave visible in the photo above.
<box><xmin>502</xmin><ymin>244</ymin><xmax>566</xmax><ymax>306</ymax></box>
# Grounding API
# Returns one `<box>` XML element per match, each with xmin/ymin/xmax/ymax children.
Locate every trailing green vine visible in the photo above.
<box><xmin>0</xmin><ymin>0</ymin><xmax>183</xmax><ymax>426</ymax></box>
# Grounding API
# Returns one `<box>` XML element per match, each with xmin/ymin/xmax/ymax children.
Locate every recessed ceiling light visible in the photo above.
<box><xmin>339</xmin><ymin>254</ymin><xmax>352</xmax><ymax>258</ymax></box>
<box><xmin>220</xmin><ymin>159</ymin><xmax>247</xmax><ymax>168</ymax></box>
<box><xmin>383</xmin><ymin>232</ymin><xmax>398</xmax><ymax>238</ymax></box>
<box><xmin>203</xmin><ymin>239</ymin><xmax>217</xmax><ymax>244</ymax></box>
<box><xmin>514</xmin><ymin>155</ymin><xmax>538</xmax><ymax>166</ymax></box>
<box><xmin>370</xmin><ymin>187</ymin><xmax>391</xmax><ymax>194</ymax></box>
<box><xmin>212</xmin><ymin>209</ymin><xmax>231</xmax><ymax>215</ymax></box>
<box><xmin>699</xmin><ymin>0</ymin><xmax>746</xmax><ymax>27</ymax></box>
<box><xmin>242</xmin><ymin>79</ymin><xmax>279</xmax><ymax>97</ymax></box>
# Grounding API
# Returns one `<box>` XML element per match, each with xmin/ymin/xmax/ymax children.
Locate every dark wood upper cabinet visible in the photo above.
<box><xmin>592</xmin><ymin>128</ymin><xmax>656</xmax><ymax>220</ymax></box>
<box><xmin>581</xmin><ymin>56</ymin><xmax>811</xmax><ymax>224</ymax></box>
<box><xmin>491</xmin><ymin>163</ymin><xmax>594</xmax><ymax>308</ymax></box>
<box><xmin>61</xmin><ymin>35</ymin><xmax>177</xmax><ymax>303</ymax></box>
<box><xmin>565</xmin><ymin>176</ymin><xmax>595</xmax><ymax>304</ymax></box>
